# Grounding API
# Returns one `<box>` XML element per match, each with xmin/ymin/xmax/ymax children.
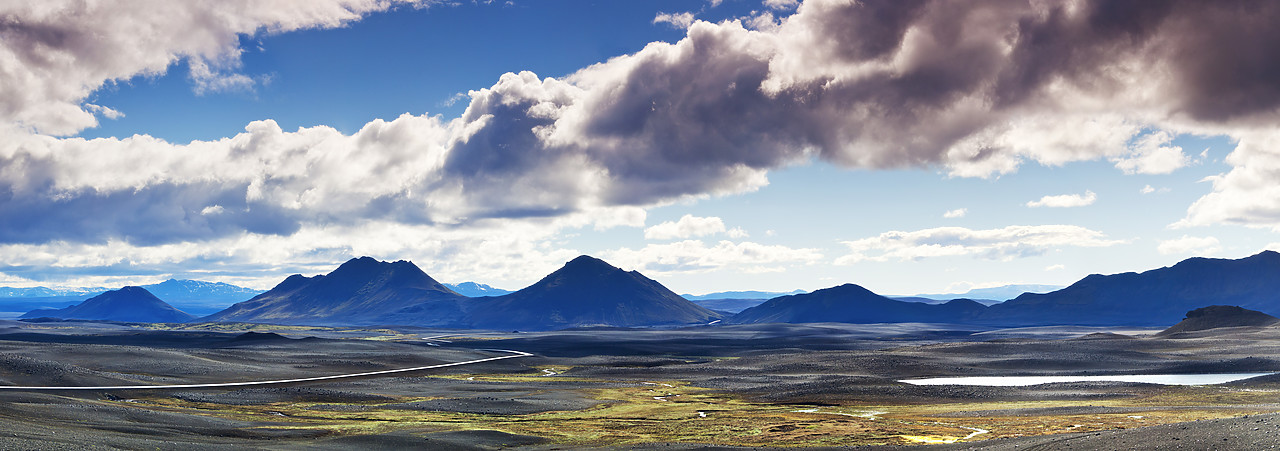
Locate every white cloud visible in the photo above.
<box><xmin>187</xmin><ymin>59</ymin><xmax>258</xmax><ymax>95</ymax></box>
<box><xmin>1178</xmin><ymin>130</ymin><xmax>1280</xmax><ymax>230</ymax></box>
<box><xmin>1112</xmin><ymin>131</ymin><xmax>1188</xmax><ymax>175</ymax></box>
<box><xmin>835</xmin><ymin>225</ymin><xmax>1125</xmax><ymax>264</ymax></box>
<box><xmin>644</xmin><ymin>215</ymin><xmax>727</xmax><ymax>240</ymax></box>
<box><xmin>1141</xmin><ymin>184</ymin><xmax>1170</xmax><ymax>195</ymax></box>
<box><xmin>83</xmin><ymin>104</ymin><xmax>124</xmax><ymax>120</ymax></box>
<box><xmin>1045</xmin><ymin>264</ymin><xmax>1065</xmax><ymax>271</ymax></box>
<box><xmin>604</xmin><ymin>240</ymin><xmax>822</xmax><ymax>274</ymax></box>
<box><xmin>943</xmin><ymin>208</ymin><xmax>967</xmax><ymax>219</ymax></box>
<box><xmin>1157</xmin><ymin>235</ymin><xmax>1221</xmax><ymax>256</ymax></box>
<box><xmin>1026</xmin><ymin>191</ymin><xmax>1097</xmax><ymax>208</ymax></box>
<box><xmin>0</xmin><ymin>0</ymin><xmax>439</xmax><ymax>135</ymax></box>
<box><xmin>763</xmin><ymin>0</ymin><xmax>800</xmax><ymax>10</ymax></box>
<box><xmin>653</xmin><ymin>12</ymin><xmax>696</xmax><ymax>29</ymax></box>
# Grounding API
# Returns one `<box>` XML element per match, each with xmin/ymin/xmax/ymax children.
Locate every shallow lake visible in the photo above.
<box><xmin>899</xmin><ymin>373</ymin><xmax>1275</xmax><ymax>386</ymax></box>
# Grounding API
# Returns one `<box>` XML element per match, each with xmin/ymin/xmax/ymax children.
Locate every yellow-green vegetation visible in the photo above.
<box><xmin>106</xmin><ymin>380</ymin><xmax>1280</xmax><ymax>448</ymax></box>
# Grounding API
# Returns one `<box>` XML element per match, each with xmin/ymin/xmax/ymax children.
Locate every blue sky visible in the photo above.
<box><xmin>2</xmin><ymin>0</ymin><xmax>1280</xmax><ymax>296</ymax></box>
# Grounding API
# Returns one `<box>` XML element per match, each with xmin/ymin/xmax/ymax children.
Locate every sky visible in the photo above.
<box><xmin>2</xmin><ymin>0</ymin><xmax>1280</xmax><ymax>296</ymax></box>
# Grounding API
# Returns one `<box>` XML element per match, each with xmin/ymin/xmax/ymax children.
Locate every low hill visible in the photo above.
<box><xmin>203</xmin><ymin>257</ymin><xmax>468</xmax><ymax>327</ymax></box>
<box><xmin>984</xmin><ymin>251</ymin><xmax>1280</xmax><ymax>326</ymax></box>
<box><xmin>1156</xmin><ymin>305</ymin><xmax>1280</xmax><ymax>337</ymax></box>
<box><xmin>467</xmin><ymin>256</ymin><xmax>721</xmax><ymax>331</ymax></box>
<box><xmin>19</xmin><ymin>286</ymin><xmax>195</xmax><ymax>323</ymax></box>
<box><xmin>727</xmin><ymin>284</ymin><xmax>987</xmax><ymax>325</ymax></box>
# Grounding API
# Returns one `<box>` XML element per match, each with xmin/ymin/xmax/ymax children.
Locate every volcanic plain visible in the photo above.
<box><xmin>3</xmin><ymin>319</ymin><xmax>1280</xmax><ymax>450</ymax></box>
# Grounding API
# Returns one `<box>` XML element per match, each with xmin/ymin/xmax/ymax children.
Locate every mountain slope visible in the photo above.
<box><xmin>203</xmin><ymin>257</ymin><xmax>468</xmax><ymax>326</ymax></box>
<box><xmin>20</xmin><ymin>286</ymin><xmax>195</xmax><ymax>323</ymax></box>
<box><xmin>984</xmin><ymin>251</ymin><xmax>1280</xmax><ymax>326</ymax></box>
<box><xmin>467</xmin><ymin>256</ymin><xmax>721</xmax><ymax>331</ymax></box>
<box><xmin>727</xmin><ymin>284</ymin><xmax>987</xmax><ymax>325</ymax></box>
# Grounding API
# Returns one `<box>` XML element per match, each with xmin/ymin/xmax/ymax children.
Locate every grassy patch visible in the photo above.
<box><xmin>106</xmin><ymin>378</ymin><xmax>1280</xmax><ymax>447</ymax></box>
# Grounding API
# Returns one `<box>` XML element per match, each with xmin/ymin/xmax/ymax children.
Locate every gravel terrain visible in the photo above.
<box><xmin>0</xmin><ymin>322</ymin><xmax>1278</xmax><ymax>448</ymax></box>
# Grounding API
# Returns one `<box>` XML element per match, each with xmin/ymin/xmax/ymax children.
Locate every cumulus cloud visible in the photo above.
<box><xmin>603</xmin><ymin>240</ymin><xmax>821</xmax><ymax>274</ymax></box>
<box><xmin>644</xmin><ymin>215</ymin><xmax>728</xmax><ymax>240</ymax></box>
<box><xmin>1026</xmin><ymin>191</ymin><xmax>1097</xmax><ymax>208</ymax></box>
<box><xmin>1157</xmin><ymin>235</ymin><xmax>1221</xmax><ymax>256</ymax></box>
<box><xmin>6</xmin><ymin>0</ymin><xmax>1280</xmax><ymax>281</ymax></box>
<box><xmin>1178</xmin><ymin>130</ymin><xmax>1280</xmax><ymax>230</ymax></box>
<box><xmin>835</xmin><ymin>225</ymin><xmax>1124</xmax><ymax>264</ymax></box>
<box><xmin>943</xmin><ymin>208</ymin><xmax>967</xmax><ymax>219</ymax></box>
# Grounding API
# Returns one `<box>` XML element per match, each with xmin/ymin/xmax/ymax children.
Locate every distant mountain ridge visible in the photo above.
<box><xmin>0</xmin><ymin>280</ymin><xmax>263</xmax><ymax>303</ymax></box>
<box><xmin>682</xmin><ymin>290</ymin><xmax>807</xmax><ymax>301</ymax></box>
<box><xmin>727</xmin><ymin>284</ymin><xmax>986</xmax><ymax>325</ymax></box>
<box><xmin>0</xmin><ymin>286</ymin><xmax>108</xmax><ymax>298</ymax></box>
<box><xmin>20</xmin><ymin>286</ymin><xmax>195</xmax><ymax>323</ymax></box>
<box><xmin>982</xmin><ymin>251</ymin><xmax>1280</xmax><ymax>326</ymax></box>
<box><xmin>903</xmin><ymin>284</ymin><xmax>1063</xmax><ymax>302</ymax></box>
<box><xmin>142</xmin><ymin>279</ymin><xmax>264</xmax><ymax>303</ymax></box>
<box><xmin>446</xmin><ymin>282</ymin><xmax>513</xmax><ymax>297</ymax></box>
<box><xmin>726</xmin><ymin>252</ymin><xmax>1280</xmax><ymax>328</ymax></box>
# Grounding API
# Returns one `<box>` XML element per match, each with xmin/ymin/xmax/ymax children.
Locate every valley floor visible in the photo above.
<box><xmin>1</xmin><ymin>320</ymin><xmax>1280</xmax><ymax>449</ymax></box>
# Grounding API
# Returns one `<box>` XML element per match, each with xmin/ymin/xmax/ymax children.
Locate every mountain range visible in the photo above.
<box><xmin>901</xmin><ymin>284</ymin><xmax>1063</xmax><ymax>303</ymax></box>
<box><xmin>15</xmin><ymin>251</ymin><xmax>1280</xmax><ymax>331</ymax></box>
<box><xmin>445</xmin><ymin>282</ymin><xmax>513</xmax><ymax>297</ymax></box>
<box><xmin>981</xmin><ymin>251</ymin><xmax>1280</xmax><ymax>326</ymax></box>
<box><xmin>200</xmin><ymin>255</ymin><xmax>719</xmax><ymax>330</ymax></box>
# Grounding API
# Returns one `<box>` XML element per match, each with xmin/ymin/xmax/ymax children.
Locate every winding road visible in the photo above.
<box><xmin>0</xmin><ymin>348</ymin><xmax>532</xmax><ymax>391</ymax></box>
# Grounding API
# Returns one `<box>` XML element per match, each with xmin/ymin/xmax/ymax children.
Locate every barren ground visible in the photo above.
<box><xmin>1</xmin><ymin>319</ymin><xmax>1279</xmax><ymax>449</ymax></box>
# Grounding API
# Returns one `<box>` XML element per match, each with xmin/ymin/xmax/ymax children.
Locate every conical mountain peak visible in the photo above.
<box><xmin>465</xmin><ymin>255</ymin><xmax>721</xmax><ymax>330</ymax></box>
<box><xmin>21</xmin><ymin>286</ymin><xmax>194</xmax><ymax>323</ymax></box>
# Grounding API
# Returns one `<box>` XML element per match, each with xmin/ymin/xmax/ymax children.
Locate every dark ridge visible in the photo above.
<box><xmin>1156</xmin><ymin>305</ymin><xmax>1280</xmax><ymax>337</ymax></box>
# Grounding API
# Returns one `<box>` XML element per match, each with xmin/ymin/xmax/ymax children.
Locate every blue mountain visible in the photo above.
<box><xmin>446</xmin><ymin>282</ymin><xmax>513</xmax><ymax>297</ymax></box>
<box><xmin>20</xmin><ymin>286</ymin><xmax>195</xmax><ymax>323</ymax></box>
